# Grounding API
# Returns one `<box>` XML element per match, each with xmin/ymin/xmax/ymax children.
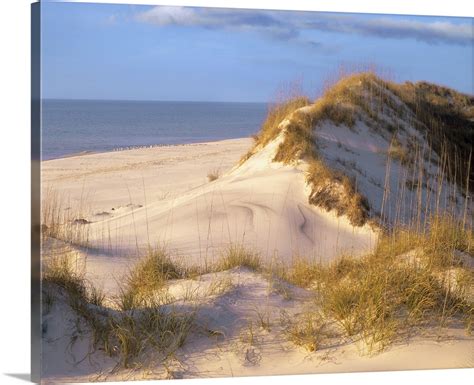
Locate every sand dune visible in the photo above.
<box><xmin>42</xmin><ymin>136</ymin><xmax>376</xmax><ymax>270</ymax></box>
<box><xmin>42</xmin><ymin>267</ymin><xmax>473</xmax><ymax>382</ymax></box>
<box><xmin>40</xmin><ymin>74</ymin><xmax>473</xmax><ymax>382</ymax></box>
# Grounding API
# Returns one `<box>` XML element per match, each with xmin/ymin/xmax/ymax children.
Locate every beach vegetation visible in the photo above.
<box><xmin>276</xmin><ymin>214</ymin><xmax>474</xmax><ymax>353</ymax></box>
<box><xmin>207</xmin><ymin>168</ymin><xmax>220</xmax><ymax>182</ymax></box>
<box><xmin>280</xmin><ymin>311</ymin><xmax>329</xmax><ymax>352</ymax></box>
<box><xmin>41</xmin><ymin>187</ymin><xmax>91</xmax><ymax>247</ymax></box>
<box><xmin>42</xmin><ymin>250</ymin><xmax>194</xmax><ymax>370</ymax></box>
<box><xmin>119</xmin><ymin>247</ymin><xmax>184</xmax><ymax>310</ymax></box>
<box><xmin>216</xmin><ymin>243</ymin><xmax>262</xmax><ymax>272</ymax></box>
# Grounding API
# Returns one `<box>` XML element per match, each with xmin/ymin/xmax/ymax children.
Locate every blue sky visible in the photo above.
<box><xmin>41</xmin><ymin>2</ymin><xmax>473</xmax><ymax>102</ymax></box>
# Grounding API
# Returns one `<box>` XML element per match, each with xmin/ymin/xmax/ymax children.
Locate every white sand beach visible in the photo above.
<box><xmin>42</xmin><ymin>137</ymin><xmax>376</xmax><ymax>288</ymax></box>
<box><xmin>41</xmin><ymin>136</ymin><xmax>473</xmax><ymax>382</ymax></box>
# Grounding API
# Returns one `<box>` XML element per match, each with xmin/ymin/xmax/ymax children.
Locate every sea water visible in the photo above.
<box><xmin>42</xmin><ymin>99</ymin><xmax>267</xmax><ymax>160</ymax></box>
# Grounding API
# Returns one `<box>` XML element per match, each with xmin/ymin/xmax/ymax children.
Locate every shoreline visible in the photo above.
<box><xmin>42</xmin><ymin>136</ymin><xmax>255</xmax><ymax>162</ymax></box>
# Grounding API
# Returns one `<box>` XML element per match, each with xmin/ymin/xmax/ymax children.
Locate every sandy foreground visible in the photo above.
<box><xmin>41</xmin><ymin>138</ymin><xmax>473</xmax><ymax>382</ymax></box>
<box><xmin>42</xmin><ymin>266</ymin><xmax>473</xmax><ymax>383</ymax></box>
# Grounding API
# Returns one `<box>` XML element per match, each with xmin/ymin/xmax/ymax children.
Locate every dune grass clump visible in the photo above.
<box><xmin>253</xmin><ymin>97</ymin><xmax>311</xmax><ymax>148</ymax></box>
<box><xmin>43</xmin><ymin>254</ymin><xmax>100</xmax><ymax>309</ymax></box>
<box><xmin>119</xmin><ymin>247</ymin><xmax>185</xmax><ymax>310</ymax></box>
<box><xmin>280</xmin><ymin>311</ymin><xmax>329</xmax><ymax>352</ymax></box>
<box><xmin>207</xmin><ymin>168</ymin><xmax>220</xmax><ymax>182</ymax></box>
<box><xmin>42</xmin><ymin>250</ymin><xmax>194</xmax><ymax>370</ymax></box>
<box><xmin>240</xmin><ymin>96</ymin><xmax>311</xmax><ymax>164</ymax></box>
<box><xmin>375</xmin><ymin>214</ymin><xmax>473</xmax><ymax>268</ymax></box>
<box><xmin>271</xmin><ymin>214</ymin><xmax>473</xmax><ymax>354</ymax></box>
<box><xmin>318</xmin><ymin>253</ymin><xmax>472</xmax><ymax>351</ymax></box>
<box><xmin>423</xmin><ymin>216</ymin><xmax>473</xmax><ymax>266</ymax></box>
<box><xmin>216</xmin><ymin>244</ymin><xmax>262</xmax><ymax>272</ymax></box>
<box><xmin>105</xmin><ymin>306</ymin><xmax>193</xmax><ymax>369</ymax></box>
<box><xmin>269</xmin><ymin>74</ymin><xmax>380</xmax><ymax>165</ymax></box>
<box><xmin>272</xmin><ymin>110</ymin><xmax>315</xmax><ymax>163</ymax></box>
<box><xmin>43</xmin><ymin>254</ymin><xmax>111</xmax><ymax>351</ymax></box>
<box><xmin>274</xmin><ymin>256</ymin><xmax>323</xmax><ymax>288</ymax></box>
<box><xmin>311</xmin><ymin>215</ymin><xmax>473</xmax><ymax>353</ymax></box>
<box><xmin>306</xmin><ymin>160</ymin><xmax>370</xmax><ymax>226</ymax></box>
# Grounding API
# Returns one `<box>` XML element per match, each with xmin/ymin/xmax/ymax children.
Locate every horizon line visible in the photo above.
<box><xmin>42</xmin><ymin>97</ymin><xmax>270</xmax><ymax>104</ymax></box>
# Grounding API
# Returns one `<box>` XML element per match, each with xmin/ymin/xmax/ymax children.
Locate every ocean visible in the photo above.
<box><xmin>41</xmin><ymin>99</ymin><xmax>267</xmax><ymax>160</ymax></box>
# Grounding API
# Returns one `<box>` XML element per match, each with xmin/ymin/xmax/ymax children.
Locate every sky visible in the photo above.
<box><xmin>40</xmin><ymin>2</ymin><xmax>474</xmax><ymax>102</ymax></box>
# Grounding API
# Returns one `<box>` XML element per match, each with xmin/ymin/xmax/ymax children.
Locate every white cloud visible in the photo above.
<box><xmin>135</xmin><ymin>6</ymin><xmax>199</xmax><ymax>26</ymax></box>
<box><xmin>304</xmin><ymin>15</ymin><xmax>473</xmax><ymax>45</ymax></box>
<box><xmin>135</xmin><ymin>6</ymin><xmax>474</xmax><ymax>47</ymax></box>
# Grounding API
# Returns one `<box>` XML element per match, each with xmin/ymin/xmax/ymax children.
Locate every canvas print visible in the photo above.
<box><xmin>32</xmin><ymin>1</ymin><xmax>474</xmax><ymax>383</ymax></box>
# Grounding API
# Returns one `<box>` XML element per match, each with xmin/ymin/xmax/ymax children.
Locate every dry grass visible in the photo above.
<box><xmin>278</xmin><ymin>255</ymin><xmax>363</xmax><ymax>289</ymax></box>
<box><xmin>387</xmin><ymin>136</ymin><xmax>409</xmax><ymax>163</ymax></box>
<box><xmin>41</xmin><ymin>188</ymin><xmax>91</xmax><ymax>247</ymax></box>
<box><xmin>326</xmin><ymin>216</ymin><xmax>472</xmax><ymax>352</ymax></box>
<box><xmin>254</xmin><ymin>97</ymin><xmax>311</xmax><ymax>147</ymax></box>
<box><xmin>272</xmin><ymin>110</ymin><xmax>315</xmax><ymax>163</ymax></box>
<box><xmin>280</xmin><ymin>311</ymin><xmax>329</xmax><ymax>352</ymax></box>
<box><xmin>386</xmin><ymin>80</ymin><xmax>474</xmax><ymax>191</ymax></box>
<box><xmin>240</xmin><ymin>96</ymin><xmax>310</xmax><ymax>164</ymax></box>
<box><xmin>317</xmin><ymin>254</ymin><xmax>470</xmax><ymax>352</ymax></box>
<box><xmin>216</xmin><ymin>243</ymin><xmax>262</xmax><ymax>272</ymax></box>
<box><xmin>106</xmin><ymin>307</ymin><xmax>193</xmax><ymax>368</ymax></box>
<box><xmin>306</xmin><ymin>160</ymin><xmax>370</xmax><ymax>226</ymax></box>
<box><xmin>43</xmin><ymin>254</ymin><xmax>98</xmax><ymax>307</ymax></box>
<box><xmin>207</xmin><ymin>168</ymin><xmax>220</xmax><ymax>182</ymax></box>
<box><xmin>376</xmin><ymin>214</ymin><xmax>473</xmax><ymax>268</ymax></box>
<box><xmin>254</xmin><ymin>307</ymin><xmax>272</xmax><ymax>331</ymax></box>
<box><xmin>275</xmin><ymin>256</ymin><xmax>322</xmax><ymax>288</ymax></box>
<box><xmin>119</xmin><ymin>247</ymin><xmax>184</xmax><ymax>310</ymax></box>
<box><xmin>42</xmin><ymin>251</ymin><xmax>194</xmax><ymax>370</ymax></box>
<box><xmin>271</xmin><ymin>214</ymin><xmax>473</xmax><ymax>353</ymax></box>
